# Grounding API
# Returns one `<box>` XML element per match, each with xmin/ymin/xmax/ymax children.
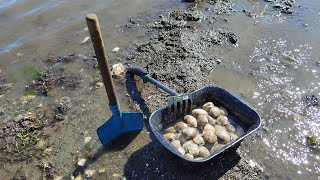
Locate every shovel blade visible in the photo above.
<box><xmin>97</xmin><ymin>112</ymin><xmax>143</xmax><ymax>146</ymax></box>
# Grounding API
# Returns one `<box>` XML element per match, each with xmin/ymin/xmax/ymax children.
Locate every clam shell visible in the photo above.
<box><xmin>192</xmin><ymin>109</ymin><xmax>208</xmax><ymax>117</ymax></box>
<box><xmin>197</xmin><ymin>115</ymin><xmax>208</xmax><ymax>129</ymax></box>
<box><xmin>225</xmin><ymin>123</ymin><xmax>236</xmax><ymax>133</ymax></box>
<box><xmin>184</xmin><ymin>153</ymin><xmax>194</xmax><ymax>160</ymax></box>
<box><xmin>207</xmin><ymin>115</ymin><xmax>217</xmax><ymax>126</ymax></box>
<box><xmin>171</xmin><ymin>140</ymin><xmax>181</xmax><ymax>149</ymax></box>
<box><xmin>183</xmin><ymin>140</ymin><xmax>194</xmax><ymax>146</ymax></box>
<box><xmin>215</xmin><ymin>124</ymin><xmax>226</xmax><ymax>132</ymax></box>
<box><xmin>229</xmin><ymin>133</ymin><xmax>238</xmax><ymax>140</ymax></box>
<box><xmin>165</xmin><ymin>126</ymin><xmax>177</xmax><ymax>133</ymax></box>
<box><xmin>202</xmin><ymin>130</ymin><xmax>217</xmax><ymax>144</ymax></box>
<box><xmin>202</xmin><ymin>102</ymin><xmax>215</xmax><ymax>112</ymax></box>
<box><xmin>217</xmin><ymin>115</ymin><xmax>228</xmax><ymax>126</ymax></box>
<box><xmin>203</xmin><ymin>124</ymin><xmax>215</xmax><ymax>134</ymax></box>
<box><xmin>193</xmin><ymin>134</ymin><xmax>205</xmax><ymax>145</ymax></box>
<box><xmin>163</xmin><ymin>133</ymin><xmax>175</xmax><ymax>141</ymax></box>
<box><xmin>198</xmin><ymin>146</ymin><xmax>210</xmax><ymax>158</ymax></box>
<box><xmin>174</xmin><ymin>122</ymin><xmax>188</xmax><ymax>132</ymax></box>
<box><xmin>216</xmin><ymin>129</ymin><xmax>231</xmax><ymax>144</ymax></box>
<box><xmin>182</xmin><ymin>127</ymin><xmax>199</xmax><ymax>140</ymax></box>
<box><xmin>219</xmin><ymin>106</ymin><xmax>228</xmax><ymax>116</ymax></box>
<box><xmin>177</xmin><ymin>147</ymin><xmax>186</xmax><ymax>155</ymax></box>
<box><xmin>184</xmin><ymin>115</ymin><xmax>197</xmax><ymax>128</ymax></box>
<box><xmin>209</xmin><ymin>107</ymin><xmax>221</xmax><ymax>118</ymax></box>
<box><xmin>204</xmin><ymin>142</ymin><xmax>215</xmax><ymax>150</ymax></box>
<box><xmin>175</xmin><ymin>133</ymin><xmax>188</xmax><ymax>144</ymax></box>
<box><xmin>210</xmin><ymin>144</ymin><xmax>225</xmax><ymax>154</ymax></box>
<box><xmin>235</xmin><ymin>126</ymin><xmax>245</xmax><ymax>136</ymax></box>
<box><xmin>183</xmin><ymin>141</ymin><xmax>199</xmax><ymax>156</ymax></box>
<box><xmin>174</xmin><ymin>133</ymin><xmax>181</xmax><ymax>139</ymax></box>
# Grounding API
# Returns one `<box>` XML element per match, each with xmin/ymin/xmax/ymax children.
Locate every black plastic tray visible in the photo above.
<box><xmin>149</xmin><ymin>86</ymin><xmax>261</xmax><ymax>162</ymax></box>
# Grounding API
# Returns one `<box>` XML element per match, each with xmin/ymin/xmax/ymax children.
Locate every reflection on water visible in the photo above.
<box><xmin>250</xmin><ymin>37</ymin><xmax>320</xmax><ymax>177</ymax></box>
<box><xmin>0</xmin><ymin>0</ymin><xmax>16</xmax><ymax>10</ymax></box>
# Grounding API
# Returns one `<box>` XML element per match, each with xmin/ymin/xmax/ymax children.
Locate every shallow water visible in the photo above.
<box><xmin>1</xmin><ymin>0</ymin><xmax>320</xmax><ymax>179</ymax></box>
<box><xmin>209</xmin><ymin>0</ymin><xmax>320</xmax><ymax>179</ymax></box>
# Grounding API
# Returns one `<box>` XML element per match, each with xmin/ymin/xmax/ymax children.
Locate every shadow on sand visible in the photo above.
<box><xmin>70</xmin><ymin>72</ymin><xmax>241</xmax><ymax>179</ymax></box>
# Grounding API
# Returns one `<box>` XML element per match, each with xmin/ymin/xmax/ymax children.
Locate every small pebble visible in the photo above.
<box><xmin>113</xmin><ymin>173</ymin><xmax>123</xmax><ymax>177</ymax></box>
<box><xmin>81</xmin><ymin>37</ymin><xmax>90</xmax><ymax>44</ymax></box>
<box><xmin>247</xmin><ymin>159</ymin><xmax>256</xmax><ymax>168</ymax></box>
<box><xmin>95</xmin><ymin>82</ymin><xmax>103</xmax><ymax>88</ymax></box>
<box><xmin>85</xmin><ymin>169</ymin><xmax>96</xmax><ymax>177</ymax></box>
<box><xmin>98</xmin><ymin>168</ymin><xmax>106</xmax><ymax>173</ymax></box>
<box><xmin>111</xmin><ymin>63</ymin><xmax>125</xmax><ymax>78</ymax></box>
<box><xmin>112</xmin><ymin>47</ymin><xmax>120</xmax><ymax>52</ymax></box>
<box><xmin>84</xmin><ymin>136</ymin><xmax>92</xmax><ymax>143</ymax></box>
<box><xmin>43</xmin><ymin>147</ymin><xmax>53</xmax><ymax>155</ymax></box>
<box><xmin>77</xmin><ymin>158</ymin><xmax>86</xmax><ymax>166</ymax></box>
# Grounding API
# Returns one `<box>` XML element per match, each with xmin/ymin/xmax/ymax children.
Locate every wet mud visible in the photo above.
<box><xmin>124</xmin><ymin>10</ymin><xmax>238</xmax><ymax>111</ymax></box>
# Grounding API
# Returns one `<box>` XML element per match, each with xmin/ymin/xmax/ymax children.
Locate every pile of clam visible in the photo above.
<box><xmin>163</xmin><ymin>102</ymin><xmax>242</xmax><ymax>160</ymax></box>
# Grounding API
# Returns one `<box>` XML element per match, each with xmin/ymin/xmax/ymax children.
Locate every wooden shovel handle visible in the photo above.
<box><xmin>86</xmin><ymin>14</ymin><xmax>118</xmax><ymax>106</ymax></box>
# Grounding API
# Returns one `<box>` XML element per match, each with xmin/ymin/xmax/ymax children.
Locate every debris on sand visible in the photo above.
<box><xmin>111</xmin><ymin>63</ymin><xmax>125</xmax><ymax>78</ymax></box>
<box><xmin>38</xmin><ymin>161</ymin><xmax>58</xmax><ymax>179</ymax></box>
<box><xmin>112</xmin><ymin>47</ymin><xmax>120</xmax><ymax>52</ymax></box>
<box><xmin>0</xmin><ymin>99</ymin><xmax>70</xmax><ymax>162</ymax></box>
<box><xmin>46</xmin><ymin>54</ymin><xmax>80</xmax><ymax>69</ymax></box>
<box><xmin>77</xmin><ymin>158</ymin><xmax>87</xmax><ymax>166</ymax></box>
<box><xmin>25</xmin><ymin>67</ymin><xmax>81</xmax><ymax>96</ymax></box>
<box><xmin>0</xmin><ymin>83</ymin><xmax>13</xmax><ymax>95</ymax></box>
<box><xmin>81</xmin><ymin>37</ymin><xmax>90</xmax><ymax>44</ymax></box>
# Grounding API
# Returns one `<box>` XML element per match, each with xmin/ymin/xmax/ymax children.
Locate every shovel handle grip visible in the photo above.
<box><xmin>86</xmin><ymin>14</ymin><xmax>118</xmax><ymax>106</ymax></box>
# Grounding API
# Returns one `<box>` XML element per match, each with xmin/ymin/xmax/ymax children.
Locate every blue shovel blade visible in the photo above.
<box><xmin>97</xmin><ymin>112</ymin><xmax>144</xmax><ymax>146</ymax></box>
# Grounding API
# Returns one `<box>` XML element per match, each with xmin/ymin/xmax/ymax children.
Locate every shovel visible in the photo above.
<box><xmin>86</xmin><ymin>14</ymin><xmax>143</xmax><ymax>146</ymax></box>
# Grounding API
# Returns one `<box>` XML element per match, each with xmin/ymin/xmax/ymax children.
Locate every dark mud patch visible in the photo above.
<box><xmin>208</xmin><ymin>0</ymin><xmax>233</xmax><ymax>15</ymax></box>
<box><xmin>0</xmin><ymin>96</ymin><xmax>71</xmax><ymax>162</ymax></box>
<box><xmin>25</xmin><ymin>67</ymin><xmax>81</xmax><ymax>96</ymax></box>
<box><xmin>268</xmin><ymin>0</ymin><xmax>297</xmax><ymax>14</ymax></box>
<box><xmin>124</xmin><ymin>10</ymin><xmax>237</xmax><ymax>111</ymax></box>
<box><xmin>0</xmin><ymin>83</ymin><xmax>13</xmax><ymax>95</ymax></box>
<box><xmin>184</xmin><ymin>0</ymin><xmax>234</xmax><ymax>15</ymax></box>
